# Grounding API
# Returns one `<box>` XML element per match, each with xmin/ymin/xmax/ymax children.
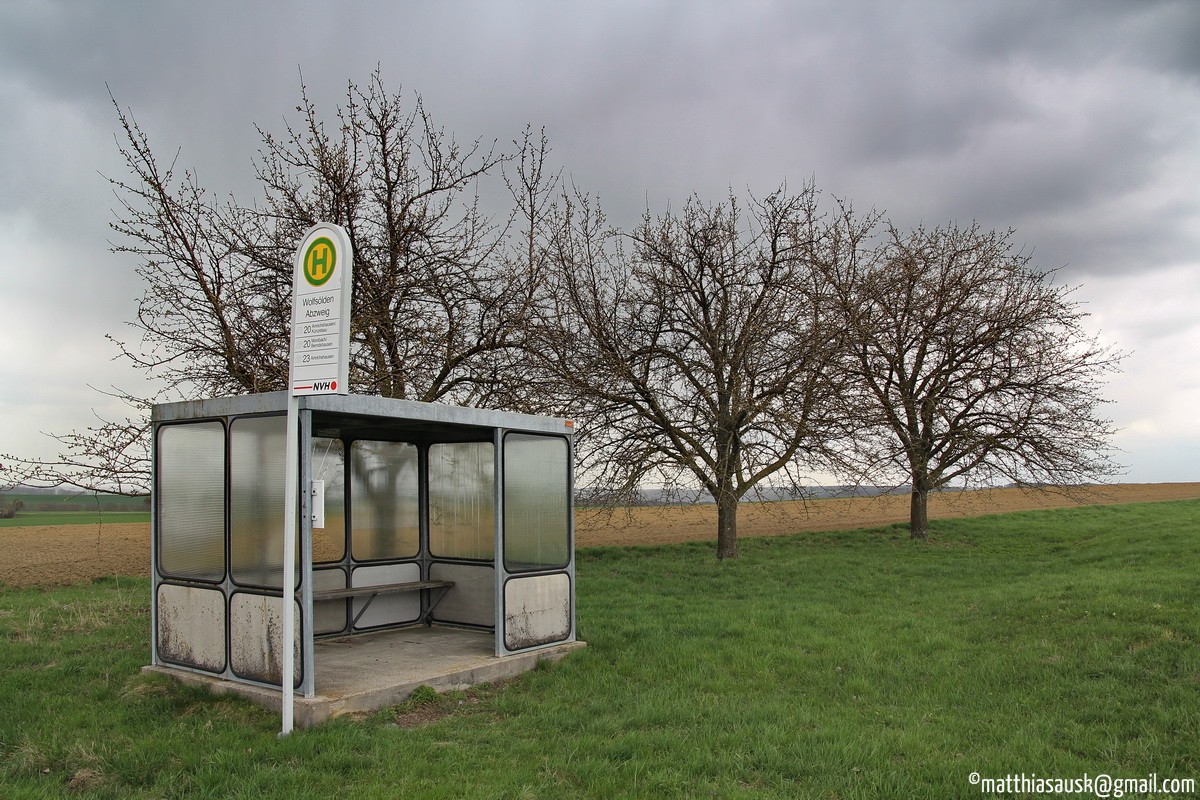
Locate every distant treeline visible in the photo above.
<box><xmin>595</xmin><ymin>484</ymin><xmax>1041</xmax><ymax>506</ymax></box>
<box><xmin>2</xmin><ymin>492</ymin><xmax>150</xmax><ymax>512</ymax></box>
<box><xmin>603</xmin><ymin>486</ymin><xmax>908</xmax><ymax>506</ymax></box>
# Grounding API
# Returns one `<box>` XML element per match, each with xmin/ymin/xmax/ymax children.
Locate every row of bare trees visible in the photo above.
<box><xmin>1</xmin><ymin>74</ymin><xmax>1121</xmax><ymax>554</ymax></box>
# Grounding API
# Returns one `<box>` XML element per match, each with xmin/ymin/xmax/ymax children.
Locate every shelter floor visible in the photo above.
<box><xmin>315</xmin><ymin>626</ymin><xmax>497</xmax><ymax>698</ymax></box>
<box><xmin>144</xmin><ymin>626</ymin><xmax>584</xmax><ymax>728</ymax></box>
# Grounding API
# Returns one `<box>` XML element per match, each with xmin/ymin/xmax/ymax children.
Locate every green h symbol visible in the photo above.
<box><xmin>304</xmin><ymin>237</ymin><xmax>335</xmax><ymax>286</ymax></box>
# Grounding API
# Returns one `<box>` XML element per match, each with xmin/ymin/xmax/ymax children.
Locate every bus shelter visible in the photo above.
<box><xmin>147</xmin><ymin>391</ymin><xmax>579</xmax><ymax>722</ymax></box>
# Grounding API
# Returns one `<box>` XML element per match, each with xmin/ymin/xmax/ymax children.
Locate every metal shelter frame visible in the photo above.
<box><xmin>149</xmin><ymin>391</ymin><xmax>577</xmax><ymax>698</ymax></box>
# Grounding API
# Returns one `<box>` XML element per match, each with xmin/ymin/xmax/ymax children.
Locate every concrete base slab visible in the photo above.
<box><xmin>143</xmin><ymin>626</ymin><xmax>585</xmax><ymax>727</ymax></box>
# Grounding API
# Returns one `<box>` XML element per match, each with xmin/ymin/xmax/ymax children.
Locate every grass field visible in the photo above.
<box><xmin>1</xmin><ymin>500</ymin><xmax>1198</xmax><ymax>798</ymax></box>
<box><xmin>0</xmin><ymin>511</ymin><xmax>150</xmax><ymax>528</ymax></box>
<box><xmin>1</xmin><ymin>493</ymin><xmax>149</xmax><ymax>512</ymax></box>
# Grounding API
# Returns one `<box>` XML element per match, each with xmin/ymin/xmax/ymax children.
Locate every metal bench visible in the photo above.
<box><xmin>312</xmin><ymin>579</ymin><xmax>455</xmax><ymax>627</ymax></box>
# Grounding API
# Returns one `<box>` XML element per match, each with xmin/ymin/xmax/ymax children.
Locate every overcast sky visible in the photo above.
<box><xmin>2</xmin><ymin>0</ymin><xmax>1198</xmax><ymax>485</ymax></box>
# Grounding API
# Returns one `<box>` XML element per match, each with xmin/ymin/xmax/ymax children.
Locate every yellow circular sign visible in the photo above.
<box><xmin>303</xmin><ymin>236</ymin><xmax>336</xmax><ymax>286</ymax></box>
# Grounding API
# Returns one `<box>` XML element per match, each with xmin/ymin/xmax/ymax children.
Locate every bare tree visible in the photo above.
<box><xmin>0</xmin><ymin>389</ymin><xmax>153</xmax><ymax>495</ymax></box>
<box><xmin>2</xmin><ymin>72</ymin><xmax>542</xmax><ymax>493</ymax></box>
<box><xmin>108</xmin><ymin>71</ymin><xmax>536</xmax><ymax>404</ymax></box>
<box><xmin>532</xmin><ymin>184</ymin><xmax>850</xmax><ymax>559</ymax></box>
<box><xmin>824</xmin><ymin>221</ymin><xmax>1123</xmax><ymax>539</ymax></box>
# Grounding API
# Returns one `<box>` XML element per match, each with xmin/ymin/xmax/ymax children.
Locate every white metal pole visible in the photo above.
<box><xmin>282</xmin><ymin>221</ymin><xmax>350</xmax><ymax>734</ymax></box>
<box><xmin>280</xmin><ymin>394</ymin><xmax>299</xmax><ymax>736</ymax></box>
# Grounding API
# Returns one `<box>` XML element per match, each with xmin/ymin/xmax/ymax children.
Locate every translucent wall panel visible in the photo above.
<box><xmin>504</xmin><ymin>573</ymin><xmax>571</xmax><ymax>650</ymax></box>
<box><xmin>230</xmin><ymin>416</ymin><xmax>290</xmax><ymax>588</ymax></box>
<box><xmin>503</xmin><ymin>434</ymin><xmax>569</xmax><ymax>571</ymax></box>
<box><xmin>156</xmin><ymin>584</ymin><xmax>226</xmax><ymax>672</ymax></box>
<box><xmin>351</xmin><ymin>440</ymin><xmax>419</xmax><ymax>560</ymax></box>
<box><xmin>230</xmin><ymin>592</ymin><xmax>301</xmax><ymax>687</ymax></box>
<box><xmin>429</xmin><ymin>442</ymin><xmax>495</xmax><ymax>560</ymax></box>
<box><xmin>157</xmin><ymin>422</ymin><xmax>225</xmax><ymax>581</ymax></box>
<box><xmin>312</xmin><ymin>437</ymin><xmax>346</xmax><ymax>564</ymax></box>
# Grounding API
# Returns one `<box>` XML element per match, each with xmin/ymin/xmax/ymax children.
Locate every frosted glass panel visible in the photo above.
<box><xmin>230</xmin><ymin>415</ymin><xmax>290</xmax><ymax>588</ymax></box>
<box><xmin>503</xmin><ymin>434</ymin><xmax>569</xmax><ymax>571</ymax></box>
<box><xmin>351</xmin><ymin>440</ymin><xmax>419</xmax><ymax>560</ymax></box>
<box><xmin>312</xmin><ymin>437</ymin><xmax>346</xmax><ymax>564</ymax></box>
<box><xmin>429</xmin><ymin>442</ymin><xmax>494</xmax><ymax>560</ymax></box>
<box><xmin>157</xmin><ymin>422</ymin><xmax>225</xmax><ymax>581</ymax></box>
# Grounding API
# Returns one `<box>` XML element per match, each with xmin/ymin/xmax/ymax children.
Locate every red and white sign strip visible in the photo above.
<box><xmin>290</xmin><ymin>224</ymin><xmax>353</xmax><ymax>396</ymax></box>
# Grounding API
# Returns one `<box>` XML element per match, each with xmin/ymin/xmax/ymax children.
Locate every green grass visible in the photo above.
<box><xmin>2</xmin><ymin>500</ymin><xmax>1198</xmax><ymax>798</ymax></box>
<box><xmin>0</xmin><ymin>511</ymin><xmax>150</xmax><ymax>528</ymax></box>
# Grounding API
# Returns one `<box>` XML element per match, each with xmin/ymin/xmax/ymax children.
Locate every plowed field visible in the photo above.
<box><xmin>3</xmin><ymin>483</ymin><xmax>1199</xmax><ymax>588</ymax></box>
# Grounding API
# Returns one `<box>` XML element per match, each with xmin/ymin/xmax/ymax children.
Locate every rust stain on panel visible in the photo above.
<box><xmin>229</xmin><ymin>594</ymin><xmax>299</xmax><ymax>686</ymax></box>
<box><xmin>504</xmin><ymin>574</ymin><xmax>571</xmax><ymax>651</ymax></box>
<box><xmin>156</xmin><ymin>584</ymin><xmax>226</xmax><ymax>672</ymax></box>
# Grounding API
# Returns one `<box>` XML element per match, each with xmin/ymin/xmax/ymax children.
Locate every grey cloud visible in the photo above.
<box><xmin>3</xmin><ymin>1</ymin><xmax>1197</xmax><ymax>270</ymax></box>
<box><xmin>2</xmin><ymin>0</ymin><xmax>1199</xmax><ymax>480</ymax></box>
<box><xmin>959</xmin><ymin>0</ymin><xmax>1200</xmax><ymax>79</ymax></box>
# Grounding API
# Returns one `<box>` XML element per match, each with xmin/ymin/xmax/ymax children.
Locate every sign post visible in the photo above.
<box><xmin>281</xmin><ymin>224</ymin><xmax>352</xmax><ymax>736</ymax></box>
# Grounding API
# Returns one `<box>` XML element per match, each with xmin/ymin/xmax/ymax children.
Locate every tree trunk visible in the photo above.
<box><xmin>716</xmin><ymin>491</ymin><xmax>738</xmax><ymax>560</ymax></box>
<box><xmin>909</xmin><ymin>484</ymin><xmax>929</xmax><ymax>540</ymax></box>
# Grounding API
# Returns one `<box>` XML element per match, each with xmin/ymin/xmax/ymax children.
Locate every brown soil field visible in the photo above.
<box><xmin>3</xmin><ymin>483</ymin><xmax>1199</xmax><ymax>589</ymax></box>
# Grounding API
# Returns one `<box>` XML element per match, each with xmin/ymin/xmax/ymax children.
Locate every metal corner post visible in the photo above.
<box><xmin>148</xmin><ymin>422</ymin><xmax>160</xmax><ymax>666</ymax></box>
<box><xmin>493</xmin><ymin>427</ymin><xmax>507</xmax><ymax>657</ymax></box>
<box><xmin>567</xmin><ymin>433</ymin><xmax>578</xmax><ymax>644</ymax></box>
<box><xmin>280</xmin><ymin>395</ymin><xmax>300</xmax><ymax>736</ymax></box>
<box><xmin>298</xmin><ymin>407</ymin><xmax>316</xmax><ymax>698</ymax></box>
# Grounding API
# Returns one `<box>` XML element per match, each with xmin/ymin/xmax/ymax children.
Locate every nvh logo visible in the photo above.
<box><xmin>303</xmin><ymin>237</ymin><xmax>336</xmax><ymax>286</ymax></box>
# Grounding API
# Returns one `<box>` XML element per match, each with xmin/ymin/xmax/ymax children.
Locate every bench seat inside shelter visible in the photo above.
<box><xmin>148</xmin><ymin>391</ymin><xmax>579</xmax><ymax>714</ymax></box>
<box><xmin>311</xmin><ymin>580</ymin><xmax>455</xmax><ymax>627</ymax></box>
<box><xmin>310</xmin><ymin>579</ymin><xmax>455</xmax><ymax>601</ymax></box>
